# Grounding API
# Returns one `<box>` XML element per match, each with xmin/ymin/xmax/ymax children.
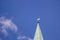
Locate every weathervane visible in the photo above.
<box><xmin>37</xmin><ymin>18</ymin><xmax>40</xmax><ymax>23</ymax></box>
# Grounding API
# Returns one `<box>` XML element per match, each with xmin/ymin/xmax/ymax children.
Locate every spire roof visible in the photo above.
<box><xmin>34</xmin><ymin>18</ymin><xmax>43</xmax><ymax>40</ymax></box>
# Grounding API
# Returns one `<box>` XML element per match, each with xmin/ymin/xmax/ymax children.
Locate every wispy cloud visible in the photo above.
<box><xmin>17</xmin><ymin>35</ymin><xmax>33</xmax><ymax>40</ymax></box>
<box><xmin>0</xmin><ymin>16</ymin><xmax>18</xmax><ymax>36</ymax></box>
<box><xmin>0</xmin><ymin>16</ymin><xmax>33</xmax><ymax>40</ymax></box>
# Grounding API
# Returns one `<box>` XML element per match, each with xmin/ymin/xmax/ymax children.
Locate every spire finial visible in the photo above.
<box><xmin>37</xmin><ymin>18</ymin><xmax>40</xmax><ymax>23</ymax></box>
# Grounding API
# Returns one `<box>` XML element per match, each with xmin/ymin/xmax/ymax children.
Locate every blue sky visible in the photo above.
<box><xmin>0</xmin><ymin>0</ymin><xmax>60</xmax><ymax>40</ymax></box>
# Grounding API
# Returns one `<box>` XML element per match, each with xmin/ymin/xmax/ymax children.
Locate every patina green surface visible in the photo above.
<box><xmin>34</xmin><ymin>23</ymin><xmax>43</xmax><ymax>40</ymax></box>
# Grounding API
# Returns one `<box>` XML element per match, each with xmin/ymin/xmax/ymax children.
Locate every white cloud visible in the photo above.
<box><xmin>0</xmin><ymin>16</ymin><xmax>18</xmax><ymax>36</ymax></box>
<box><xmin>17</xmin><ymin>35</ymin><xmax>33</xmax><ymax>40</ymax></box>
<box><xmin>0</xmin><ymin>16</ymin><xmax>33</xmax><ymax>40</ymax></box>
<box><xmin>1</xmin><ymin>29</ymin><xmax>8</xmax><ymax>36</ymax></box>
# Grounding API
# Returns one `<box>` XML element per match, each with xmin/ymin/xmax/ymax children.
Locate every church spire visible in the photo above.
<box><xmin>34</xmin><ymin>18</ymin><xmax>43</xmax><ymax>40</ymax></box>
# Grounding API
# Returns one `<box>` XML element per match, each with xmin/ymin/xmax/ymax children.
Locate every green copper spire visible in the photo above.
<box><xmin>34</xmin><ymin>18</ymin><xmax>43</xmax><ymax>40</ymax></box>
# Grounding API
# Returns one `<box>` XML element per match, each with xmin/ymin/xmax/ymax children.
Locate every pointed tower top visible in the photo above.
<box><xmin>37</xmin><ymin>18</ymin><xmax>40</xmax><ymax>23</ymax></box>
<box><xmin>34</xmin><ymin>18</ymin><xmax>43</xmax><ymax>40</ymax></box>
